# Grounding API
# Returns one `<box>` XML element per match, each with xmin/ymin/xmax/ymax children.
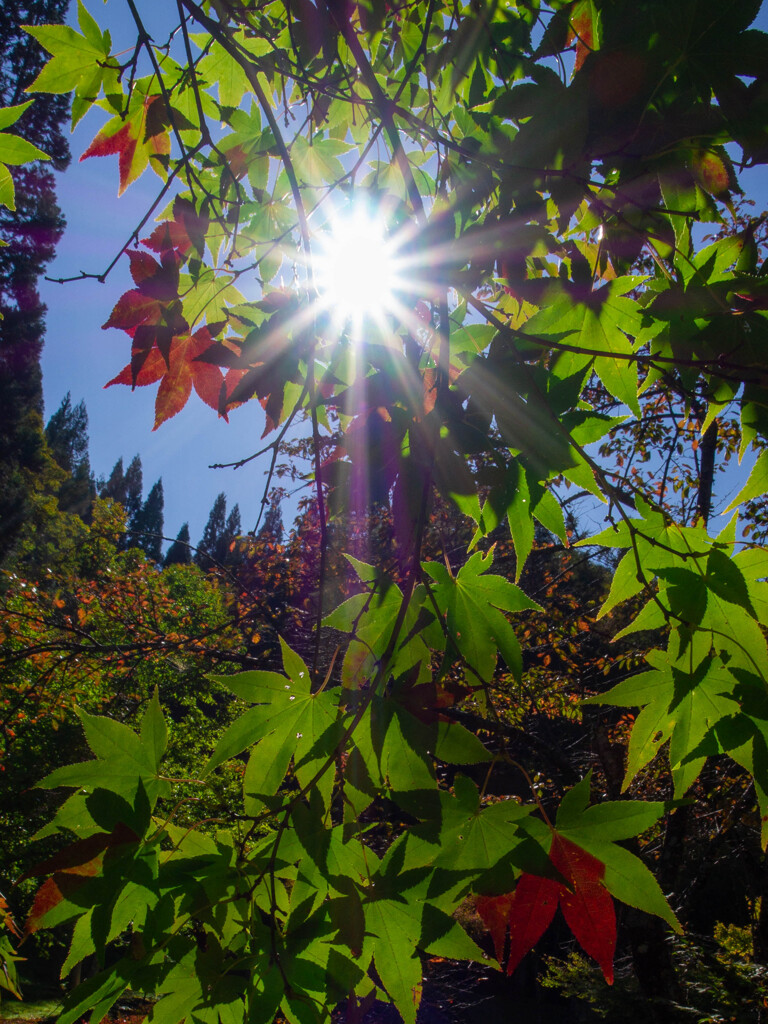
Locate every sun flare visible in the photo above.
<box><xmin>313</xmin><ymin>208</ymin><xmax>401</xmax><ymax>333</ymax></box>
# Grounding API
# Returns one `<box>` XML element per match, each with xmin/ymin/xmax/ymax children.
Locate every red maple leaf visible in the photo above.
<box><xmin>142</xmin><ymin>196</ymin><xmax>210</xmax><ymax>257</ymax></box>
<box><xmin>80</xmin><ymin>95</ymin><xmax>171</xmax><ymax>197</ymax></box>
<box><xmin>106</xmin><ymin>327</ymin><xmax>225</xmax><ymax>428</ymax></box>
<box><xmin>479</xmin><ymin>833</ymin><xmax>616</xmax><ymax>984</ymax></box>
<box><xmin>102</xmin><ymin>248</ymin><xmax>187</xmax><ymax>374</ymax></box>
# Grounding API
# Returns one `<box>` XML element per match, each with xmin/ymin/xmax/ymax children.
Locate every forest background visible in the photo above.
<box><xmin>2</xmin><ymin>1</ymin><xmax>768</xmax><ymax>1023</ymax></box>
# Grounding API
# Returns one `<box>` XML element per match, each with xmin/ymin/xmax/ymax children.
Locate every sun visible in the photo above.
<box><xmin>313</xmin><ymin>206</ymin><xmax>401</xmax><ymax>334</ymax></box>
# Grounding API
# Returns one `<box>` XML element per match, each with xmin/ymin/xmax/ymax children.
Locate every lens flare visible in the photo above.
<box><xmin>313</xmin><ymin>207</ymin><xmax>401</xmax><ymax>333</ymax></box>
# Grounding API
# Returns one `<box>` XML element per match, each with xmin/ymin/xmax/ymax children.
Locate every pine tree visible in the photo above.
<box><xmin>163</xmin><ymin>522</ymin><xmax>191</xmax><ymax>567</ymax></box>
<box><xmin>45</xmin><ymin>393</ymin><xmax>88</xmax><ymax>474</ymax></box>
<box><xmin>133</xmin><ymin>479</ymin><xmax>164</xmax><ymax>563</ymax></box>
<box><xmin>196</xmin><ymin>492</ymin><xmax>227</xmax><ymax>570</ymax></box>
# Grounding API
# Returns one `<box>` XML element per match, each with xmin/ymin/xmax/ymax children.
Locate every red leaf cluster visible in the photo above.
<box><xmin>477</xmin><ymin>833</ymin><xmax>616</xmax><ymax>984</ymax></box>
<box><xmin>103</xmin><ymin>197</ymin><xmax>228</xmax><ymax>428</ymax></box>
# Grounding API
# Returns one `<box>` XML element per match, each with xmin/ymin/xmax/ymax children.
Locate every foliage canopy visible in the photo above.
<box><xmin>4</xmin><ymin>0</ymin><xmax>768</xmax><ymax>1019</ymax></box>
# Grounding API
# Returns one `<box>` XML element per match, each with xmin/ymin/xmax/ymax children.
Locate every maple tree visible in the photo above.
<box><xmin>3</xmin><ymin>0</ymin><xmax>768</xmax><ymax>1019</ymax></box>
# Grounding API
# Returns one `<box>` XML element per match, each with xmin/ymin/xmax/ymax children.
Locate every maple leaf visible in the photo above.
<box><xmin>23</xmin><ymin>824</ymin><xmax>137</xmax><ymax>936</ymax></box>
<box><xmin>24</xmin><ymin>1</ymin><xmax>119</xmax><ymax>127</ymax></box>
<box><xmin>0</xmin><ymin>896</ymin><xmax>20</xmax><ymax>940</ymax></box>
<box><xmin>80</xmin><ymin>93</ymin><xmax>171</xmax><ymax>196</ymax></box>
<box><xmin>106</xmin><ymin>327</ymin><xmax>225</xmax><ymax>428</ymax></box>
<box><xmin>476</xmin><ymin>893</ymin><xmax>513</xmax><ymax>964</ymax></box>
<box><xmin>549</xmin><ymin>834</ymin><xmax>616</xmax><ymax>984</ymax></box>
<box><xmin>567</xmin><ymin>0</ymin><xmax>598</xmax><ymax>74</ymax></box>
<box><xmin>102</xmin><ymin>248</ymin><xmax>187</xmax><ymax>375</ymax></box>
<box><xmin>142</xmin><ymin>196</ymin><xmax>210</xmax><ymax>257</ymax></box>
<box><xmin>0</xmin><ymin>101</ymin><xmax>50</xmax><ymax>211</ymax></box>
<box><xmin>481</xmin><ymin>833</ymin><xmax>616</xmax><ymax>984</ymax></box>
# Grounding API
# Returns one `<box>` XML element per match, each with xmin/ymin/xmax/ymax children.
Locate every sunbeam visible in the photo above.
<box><xmin>313</xmin><ymin>205</ymin><xmax>403</xmax><ymax>335</ymax></box>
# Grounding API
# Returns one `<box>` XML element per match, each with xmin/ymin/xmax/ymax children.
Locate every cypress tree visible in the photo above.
<box><xmin>101</xmin><ymin>457</ymin><xmax>126</xmax><ymax>505</ymax></box>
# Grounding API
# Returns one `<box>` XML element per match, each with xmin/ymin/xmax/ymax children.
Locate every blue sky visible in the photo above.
<box><xmin>37</xmin><ymin>1</ymin><xmax>768</xmax><ymax>549</ymax></box>
<box><xmin>39</xmin><ymin>3</ymin><xmax>300</xmax><ymax>546</ymax></box>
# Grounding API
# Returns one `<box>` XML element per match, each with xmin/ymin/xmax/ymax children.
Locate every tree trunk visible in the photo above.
<box><xmin>695</xmin><ymin>419</ymin><xmax>718</xmax><ymax>525</ymax></box>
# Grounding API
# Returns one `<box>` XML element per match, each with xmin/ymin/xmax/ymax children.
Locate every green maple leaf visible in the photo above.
<box><xmin>523</xmin><ymin>279</ymin><xmax>642</xmax><ymax>415</ymax></box>
<box><xmin>323</xmin><ymin>558</ymin><xmax>438</xmax><ymax>687</ymax></box>
<box><xmin>207</xmin><ymin>638</ymin><xmax>341</xmax><ymax>812</ymax></box>
<box><xmin>0</xmin><ymin>101</ymin><xmax>50</xmax><ymax>211</ymax></box>
<box><xmin>25</xmin><ymin>1</ymin><xmax>118</xmax><ymax>127</ymax></box>
<box><xmin>38</xmin><ymin>698</ymin><xmax>170</xmax><ymax>807</ymax></box>
<box><xmin>423</xmin><ymin>548</ymin><xmax>540</xmax><ymax>681</ymax></box>
<box><xmin>585</xmin><ymin>651</ymin><xmax>738</xmax><ymax>796</ymax></box>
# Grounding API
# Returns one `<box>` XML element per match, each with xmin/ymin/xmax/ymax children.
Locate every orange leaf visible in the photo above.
<box><xmin>105</xmin><ymin>347</ymin><xmax>166</xmax><ymax>389</ymax></box>
<box><xmin>152</xmin><ymin>328</ymin><xmax>225</xmax><ymax>428</ymax></box>
<box><xmin>0</xmin><ymin>895</ymin><xmax>20</xmax><ymax>939</ymax></box>
<box><xmin>692</xmin><ymin>149</ymin><xmax>731</xmax><ymax>198</ymax></box>
<box><xmin>154</xmin><ymin>360</ymin><xmax>192</xmax><ymax>429</ymax></box>
<box><xmin>476</xmin><ymin>893</ymin><xmax>513</xmax><ymax>964</ymax></box>
<box><xmin>568</xmin><ymin>0</ymin><xmax>596</xmax><ymax>73</ymax></box>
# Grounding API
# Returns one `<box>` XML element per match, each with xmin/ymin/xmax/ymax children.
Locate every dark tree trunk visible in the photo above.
<box><xmin>695</xmin><ymin>419</ymin><xmax>718</xmax><ymax>526</ymax></box>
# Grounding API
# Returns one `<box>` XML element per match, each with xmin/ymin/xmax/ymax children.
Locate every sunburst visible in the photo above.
<box><xmin>312</xmin><ymin>205</ymin><xmax>405</xmax><ymax>335</ymax></box>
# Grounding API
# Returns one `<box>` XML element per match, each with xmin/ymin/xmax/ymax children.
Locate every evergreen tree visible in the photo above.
<box><xmin>163</xmin><ymin>522</ymin><xmax>192</xmax><ymax>567</ymax></box>
<box><xmin>196</xmin><ymin>492</ymin><xmax>227</xmax><ymax>570</ymax></box>
<box><xmin>258</xmin><ymin>499</ymin><xmax>284</xmax><ymax>546</ymax></box>
<box><xmin>45</xmin><ymin>393</ymin><xmax>88</xmax><ymax>474</ymax></box>
<box><xmin>133</xmin><ymin>478</ymin><xmax>164</xmax><ymax>563</ymax></box>
<box><xmin>44</xmin><ymin>392</ymin><xmax>95</xmax><ymax>519</ymax></box>
<box><xmin>222</xmin><ymin>504</ymin><xmax>241</xmax><ymax>564</ymax></box>
<box><xmin>101</xmin><ymin>454</ymin><xmax>147</xmax><ymax>550</ymax></box>
<box><xmin>0</xmin><ymin>1</ymin><xmax>71</xmax><ymax>561</ymax></box>
<box><xmin>100</xmin><ymin>456</ymin><xmax>126</xmax><ymax>505</ymax></box>
<box><xmin>123</xmin><ymin>454</ymin><xmax>143</xmax><ymax>547</ymax></box>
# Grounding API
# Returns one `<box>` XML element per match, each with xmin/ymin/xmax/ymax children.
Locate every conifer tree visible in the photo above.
<box><xmin>45</xmin><ymin>392</ymin><xmax>88</xmax><ymax>474</ymax></box>
<box><xmin>133</xmin><ymin>478</ymin><xmax>164</xmax><ymax>563</ymax></box>
<box><xmin>258</xmin><ymin>499</ymin><xmax>284</xmax><ymax>546</ymax></box>
<box><xmin>100</xmin><ymin>456</ymin><xmax>125</xmax><ymax>504</ymax></box>
<box><xmin>44</xmin><ymin>392</ymin><xmax>94</xmax><ymax>519</ymax></box>
<box><xmin>123</xmin><ymin>454</ymin><xmax>143</xmax><ymax>548</ymax></box>
<box><xmin>0</xmin><ymin>0</ymin><xmax>70</xmax><ymax>562</ymax></box>
<box><xmin>222</xmin><ymin>503</ymin><xmax>241</xmax><ymax>565</ymax></box>
<box><xmin>196</xmin><ymin>492</ymin><xmax>227</xmax><ymax>570</ymax></box>
<box><xmin>163</xmin><ymin>522</ymin><xmax>192</xmax><ymax>567</ymax></box>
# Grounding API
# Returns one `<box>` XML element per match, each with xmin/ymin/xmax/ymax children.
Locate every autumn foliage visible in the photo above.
<box><xmin>2</xmin><ymin>0</ymin><xmax>768</xmax><ymax>1020</ymax></box>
